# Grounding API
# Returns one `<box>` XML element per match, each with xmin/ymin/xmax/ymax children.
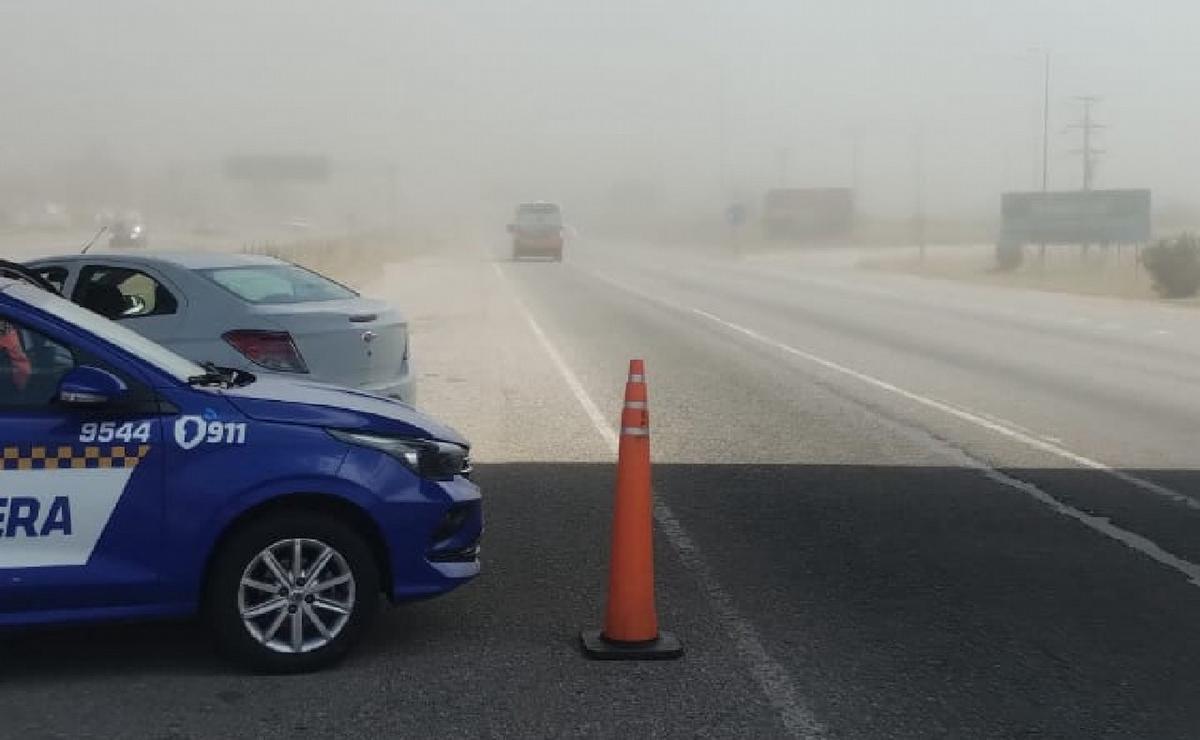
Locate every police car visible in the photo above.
<box><xmin>0</xmin><ymin>273</ymin><xmax>481</xmax><ymax>673</ymax></box>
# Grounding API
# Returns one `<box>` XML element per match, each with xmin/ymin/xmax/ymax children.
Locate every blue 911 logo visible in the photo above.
<box><xmin>174</xmin><ymin>415</ymin><xmax>248</xmax><ymax>450</ymax></box>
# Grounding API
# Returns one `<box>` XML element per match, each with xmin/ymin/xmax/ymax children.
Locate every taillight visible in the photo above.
<box><xmin>221</xmin><ymin>330</ymin><xmax>309</xmax><ymax>373</ymax></box>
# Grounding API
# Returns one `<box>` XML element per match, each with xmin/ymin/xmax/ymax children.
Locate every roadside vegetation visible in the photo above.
<box><xmin>1141</xmin><ymin>233</ymin><xmax>1200</xmax><ymax>298</ymax></box>
<box><xmin>860</xmin><ymin>243</ymin><xmax>1160</xmax><ymax>302</ymax></box>
<box><xmin>241</xmin><ymin>232</ymin><xmax>431</xmax><ymax>288</ymax></box>
<box><xmin>993</xmin><ymin>240</ymin><xmax>1024</xmax><ymax>272</ymax></box>
<box><xmin>863</xmin><ymin>235</ymin><xmax>1200</xmax><ymax>304</ymax></box>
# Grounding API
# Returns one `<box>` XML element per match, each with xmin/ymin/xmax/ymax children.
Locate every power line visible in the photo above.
<box><xmin>1066</xmin><ymin>96</ymin><xmax>1104</xmax><ymax>191</ymax></box>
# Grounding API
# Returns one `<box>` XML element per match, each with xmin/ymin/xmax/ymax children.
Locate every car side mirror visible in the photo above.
<box><xmin>57</xmin><ymin>365</ymin><xmax>128</xmax><ymax>407</ymax></box>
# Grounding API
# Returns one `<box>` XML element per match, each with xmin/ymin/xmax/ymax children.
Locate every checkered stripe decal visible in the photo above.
<box><xmin>1</xmin><ymin>444</ymin><xmax>151</xmax><ymax>471</ymax></box>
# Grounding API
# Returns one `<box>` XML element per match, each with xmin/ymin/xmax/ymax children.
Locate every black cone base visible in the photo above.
<box><xmin>580</xmin><ymin>630</ymin><xmax>683</xmax><ymax>660</ymax></box>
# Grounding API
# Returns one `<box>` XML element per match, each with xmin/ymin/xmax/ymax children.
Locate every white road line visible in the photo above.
<box><xmin>495</xmin><ymin>271</ymin><xmax>617</xmax><ymax>450</ymax></box>
<box><xmin>491</xmin><ymin>262</ymin><xmax>826</xmax><ymax>739</ymax></box>
<box><xmin>586</xmin><ymin>267</ymin><xmax>1200</xmax><ymax>511</ymax></box>
<box><xmin>583</xmin><ymin>268</ymin><xmax>1200</xmax><ymax>588</ymax></box>
<box><xmin>690</xmin><ymin>309</ymin><xmax>1200</xmax><ymax>586</ymax></box>
<box><xmin>689</xmin><ymin>307</ymin><xmax>1200</xmax><ymax>512</ymax></box>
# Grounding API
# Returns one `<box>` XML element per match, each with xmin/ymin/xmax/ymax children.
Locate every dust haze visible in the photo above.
<box><xmin>2</xmin><ymin>0</ymin><xmax>1198</xmax><ymax>241</ymax></box>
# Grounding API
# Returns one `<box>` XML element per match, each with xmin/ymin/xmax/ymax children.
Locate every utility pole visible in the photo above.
<box><xmin>775</xmin><ymin>147</ymin><xmax>791</xmax><ymax>188</ymax></box>
<box><xmin>717</xmin><ymin>62</ymin><xmax>729</xmax><ymax>202</ymax></box>
<box><xmin>1041</xmin><ymin>51</ymin><xmax>1050</xmax><ymax>192</ymax></box>
<box><xmin>913</xmin><ymin>128</ymin><xmax>926</xmax><ymax>261</ymax></box>
<box><xmin>386</xmin><ymin>162</ymin><xmax>399</xmax><ymax>234</ymax></box>
<box><xmin>772</xmin><ymin>146</ymin><xmax>792</xmax><ymax>187</ymax></box>
<box><xmin>849</xmin><ymin>129</ymin><xmax>862</xmax><ymax>196</ymax></box>
<box><xmin>1037</xmin><ymin>49</ymin><xmax>1050</xmax><ymax>265</ymax></box>
<box><xmin>1067</xmin><ymin>96</ymin><xmax>1104</xmax><ymax>191</ymax></box>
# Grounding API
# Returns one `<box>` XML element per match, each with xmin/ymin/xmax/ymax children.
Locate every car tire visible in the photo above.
<box><xmin>205</xmin><ymin>509</ymin><xmax>380</xmax><ymax>674</ymax></box>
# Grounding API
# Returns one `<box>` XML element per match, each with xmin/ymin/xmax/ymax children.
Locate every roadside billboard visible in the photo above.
<box><xmin>223</xmin><ymin>155</ymin><xmax>331</xmax><ymax>183</ymax></box>
<box><xmin>1000</xmin><ymin>189</ymin><xmax>1151</xmax><ymax>244</ymax></box>
<box><xmin>762</xmin><ymin>188</ymin><xmax>854</xmax><ymax>240</ymax></box>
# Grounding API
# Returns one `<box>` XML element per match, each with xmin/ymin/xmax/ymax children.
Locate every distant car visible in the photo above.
<box><xmin>284</xmin><ymin>219</ymin><xmax>314</xmax><ymax>232</ymax></box>
<box><xmin>109</xmin><ymin>220</ymin><xmax>148</xmax><ymax>248</ymax></box>
<box><xmin>0</xmin><ymin>275</ymin><xmax>479</xmax><ymax>672</ymax></box>
<box><xmin>24</xmin><ymin>251</ymin><xmax>416</xmax><ymax>405</ymax></box>
<box><xmin>508</xmin><ymin>202</ymin><xmax>564</xmax><ymax>261</ymax></box>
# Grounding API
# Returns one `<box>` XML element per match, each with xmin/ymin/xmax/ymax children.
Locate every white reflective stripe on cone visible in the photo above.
<box><xmin>627</xmin><ymin>374</ymin><xmax>645</xmax><ymax>382</ymax></box>
<box><xmin>624</xmin><ymin>401</ymin><xmax>647</xmax><ymax>409</ymax></box>
<box><xmin>621</xmin><ymin>427</ymin><xmax>650</xmax><ymax>437</ymax></box>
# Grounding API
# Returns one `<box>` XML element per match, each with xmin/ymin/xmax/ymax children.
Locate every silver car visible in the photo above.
<box><xmin>25</xmin><ymin>251</ymin><xmax>415</xmax><ymax>404</ymax></box>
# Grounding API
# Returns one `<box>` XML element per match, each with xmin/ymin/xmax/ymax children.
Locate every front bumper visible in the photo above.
<box><xmin>424</xmin><ymin>477</ymin><xmax>483</xmax><ymax>576</ymax></box>
<box><xmin>339</xmin><ymin>445</ymin><xmax>481</xmax><ymax>602</ymax></box>
<box><xmin>388</xmin><ymin>475</ymin><xmax>482</xmax><ymax>601</ymax></box>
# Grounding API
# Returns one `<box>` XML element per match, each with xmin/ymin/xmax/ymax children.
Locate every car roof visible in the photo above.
<box><xmin>28</xmin><ymin>250</ymin><xmax>284</xmax><ymax>270</ymax></box>
<box><xmin>0</xmin><ymin>277</ymin><xmax>50</xmax><ymax>300</ymax></box>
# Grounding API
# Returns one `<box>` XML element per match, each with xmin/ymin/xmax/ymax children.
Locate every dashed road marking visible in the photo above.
<box><xmin>584</xmin><ymin>267</ymin><xmax>1200</xmax><ymax>588</ymax></box>
<box><xmin>492</xmin><ymin>262</ymin><xmax>827</xmax><ymax>739</ymax></box>
<box><xmin>688</xmin><ymin>307</ymin><xmax>1200</xmax><ymax>510</ymax></box>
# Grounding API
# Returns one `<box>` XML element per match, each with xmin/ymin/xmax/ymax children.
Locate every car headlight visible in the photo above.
<box><xmin>329</xmin><ymin>430</ymin><xmax>470</xmax><ymax>481</ymax></box>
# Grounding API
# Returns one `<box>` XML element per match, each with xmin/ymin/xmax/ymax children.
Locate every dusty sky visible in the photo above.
<box><xmin>0</xmin><ymin>0</ymin><xmax>1196</xmax><ymax>221</ymax></box>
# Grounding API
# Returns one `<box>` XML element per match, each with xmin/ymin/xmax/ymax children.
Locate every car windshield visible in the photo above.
<box><xmin>9</xmin><ymin>283</ymin><xmax>204</xmax><ymax>382</ymax></box>
<box><xmin>199</xmin><ymin>264</ymin><xmax>357</xmax><ymax>304</ymax></box>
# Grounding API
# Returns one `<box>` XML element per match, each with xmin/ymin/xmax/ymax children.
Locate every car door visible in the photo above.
<box><xmin>0</xmin><ymin>310</ymin><xmax>165</xmax><ymax>616</ymax></box>
<box><xmin>71</xmin><ymin>262</ymin><xmax>186</xmax><ymax>346</ymax></box>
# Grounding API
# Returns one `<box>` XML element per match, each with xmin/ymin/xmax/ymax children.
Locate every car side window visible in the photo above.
<box><xmin>0</xmin><ymin>316</ymin><xmax>77</xmax><ymax>408</ymax></box>
<box><xmin>35</xmin><ymin>266</ymin><xmax>69</xmax><ymax>293</ymax></box>
<box><xmin>73</xmin><ymin>266</ymin><xmax>179</xmax><ymax>320</ymax></box>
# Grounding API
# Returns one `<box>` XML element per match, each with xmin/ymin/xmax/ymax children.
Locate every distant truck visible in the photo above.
<box><xmin>762</xmin><ymin>188</ymin><xmax>854</xmax><ymax>241</ymax></box>
<box><xmin>508</xmin><ymin>202</ymin><xmax>564</xmax><ymax>261</ymax></box>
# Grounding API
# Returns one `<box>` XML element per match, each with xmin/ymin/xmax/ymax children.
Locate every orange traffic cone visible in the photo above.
<box><xmin>582</xmin><ymin>359</ymin><xmax>682</xmax><ymax>660</ymax></box>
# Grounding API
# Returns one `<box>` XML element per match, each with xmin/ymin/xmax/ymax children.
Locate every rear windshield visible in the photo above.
<box><xmin>517</xmin><ymin>205</ymin><xmax>562</xmax><ymax>226</ymax></box>
<box><xmin>198</xmin><ymin>265</ymin><xmax>357</xmax><ymax>305</ymax></box>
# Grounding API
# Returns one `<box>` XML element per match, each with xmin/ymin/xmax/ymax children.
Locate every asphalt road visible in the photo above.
<box><xmin>5</xmin><ymin>239</ymin><xmax>1200</xmax><ymax>738</ymax></box>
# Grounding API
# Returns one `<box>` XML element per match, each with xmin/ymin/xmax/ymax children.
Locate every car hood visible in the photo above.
<box><xmin>222</xmin><ymin>376</ymin><xmax>468</xmax><ymax>447</ymax></box>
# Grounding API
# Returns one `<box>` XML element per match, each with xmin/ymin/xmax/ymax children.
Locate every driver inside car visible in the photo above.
<box><xmin>0</xmin><ymin>318</ymin><xmax>32</xmax><ymax>401</ymax></box>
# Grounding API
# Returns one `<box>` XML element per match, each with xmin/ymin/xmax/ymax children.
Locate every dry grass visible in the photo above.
<box><xmin>859</xmin><ymin>244</ymin><xmax>1176</xmax><ymax>303</ymax></box>
<box><xmin>241</xmin><ymin>232</ymin><xmax>433</xmax><ymax>289</ymax></box>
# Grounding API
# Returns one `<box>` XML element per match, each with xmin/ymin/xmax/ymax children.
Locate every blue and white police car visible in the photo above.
<box><xmin>0</xmin><ymin>273</ymin><xmax>481</xmax><ymax>672</ymax></box>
